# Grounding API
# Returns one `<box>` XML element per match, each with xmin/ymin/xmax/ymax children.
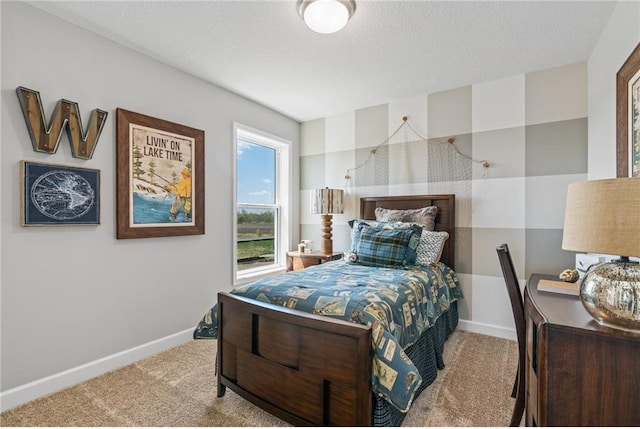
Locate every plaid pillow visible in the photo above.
<box><xmin>348</xmin><ymin>219</ymin><xmax>422</xmax><ymax>253</ymax></box>
<box><xmin>348</xmin><ymin>219</ymin><xmax>385</xmax><ymax>251</ymax></box>
<box><xmin>354</xmin><ymin>223</ymin><xmax>422</xmax><ymax>268</ymax></box>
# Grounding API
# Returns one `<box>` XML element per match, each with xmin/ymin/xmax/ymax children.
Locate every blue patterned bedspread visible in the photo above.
<box><xmin>194</xmin><ymin>260</ymin><xmax>463</xmax><ymax>413</ymax></box>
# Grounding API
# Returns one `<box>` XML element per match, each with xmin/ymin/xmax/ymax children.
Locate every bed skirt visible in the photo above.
<box><xmin>373</xmin><ymin>301</ymin><xmax>459</xmax><ymax>426</ymax></box>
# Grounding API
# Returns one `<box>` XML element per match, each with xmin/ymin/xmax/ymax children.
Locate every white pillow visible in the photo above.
<box><xmin>415</xmin><ymin>230</ymin><xmax>449</xmax><ymax>266</ymax></box>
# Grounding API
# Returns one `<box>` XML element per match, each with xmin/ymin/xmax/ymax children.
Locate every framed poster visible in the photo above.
<box><xmin>21</xmin><ymin>160</ymin><xmax>100</xmax><ymax>226</ymax></box>
<box><xmin>616</xmin><ymin>42</ymin><xmax>640</xmax><ymax>178</ymax></box>
<box><xmin>116</xmin><ymin>108</ymin><xmax>205</xmax><ymax>239</ymax></box>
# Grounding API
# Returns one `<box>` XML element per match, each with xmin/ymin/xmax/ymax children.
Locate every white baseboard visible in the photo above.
<box><xmin>1</xmin><ymin>321</ymin><xmax>514</xmax><ymax>413</ymax></box>
<box><xmin>457</xmin><ymin>318</ymin><xmax>517</xmax><ymax>341</ymax></box>
<box><xmin>0</xmin><ymin>328</ymin><xmax>194</xmax><ymax>413</ymax></box>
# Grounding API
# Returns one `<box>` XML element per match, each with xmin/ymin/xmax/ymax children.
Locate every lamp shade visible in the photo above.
<box><xmin>310</xmin><ymin>188</ymin><xmax>344</xmax><ymax>215</ymax></box>
<box><xmin>562</xmin><ymin>177</ymin><xmax>640</xmax><ymax>257</ymax></box>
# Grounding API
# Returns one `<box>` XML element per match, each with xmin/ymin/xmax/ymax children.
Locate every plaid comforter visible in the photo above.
<box><xmin>194</xmin><ymin>259</ymin><xmax>462</xmax><ymax>412</ymax></box>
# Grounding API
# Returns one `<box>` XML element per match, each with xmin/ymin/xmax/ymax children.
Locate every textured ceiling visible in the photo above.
<box><xmin>29</xmin><ymin>1</ymin><xmax>616</xmax><ymax>122</ymax></box>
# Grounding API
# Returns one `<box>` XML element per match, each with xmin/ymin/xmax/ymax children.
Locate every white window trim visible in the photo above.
<box><xmin>233</xmin><ymin>122</ymin><xmax>291</xmax><ymax>285</ymax></box>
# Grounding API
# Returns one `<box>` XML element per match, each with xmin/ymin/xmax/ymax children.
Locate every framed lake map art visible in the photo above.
<box><xmin>617</xmin><ymin>42</ymin><xmax>640</xmax><ymax>178</ymax></box>
<box><xmin>116</xmin><ymin>109</ymin><xmax>205</xmax><ymax>239</ymax></box>
<box><xmin>21</xmin><ymin>161</ymin><xmax>100</xmax><ymax>226</ymax></box>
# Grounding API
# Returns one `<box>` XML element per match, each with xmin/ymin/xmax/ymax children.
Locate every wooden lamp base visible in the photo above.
<box><xmin>320</xmin><ymin>214</ymin><xmax>333</xmax><ymax>254</ymax></box>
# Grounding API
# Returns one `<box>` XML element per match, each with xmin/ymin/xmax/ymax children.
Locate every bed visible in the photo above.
<box><xmin>194</xmin><ymin>194</ymin><xmax>462</xmax><ymax>426</ymax></box>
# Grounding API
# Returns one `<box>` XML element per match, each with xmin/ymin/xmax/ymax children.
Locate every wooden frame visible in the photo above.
<box><xmin>21</xmin><ymin>160</ymin><xmax>100</xmax><ymax>226</ymax></box>
<box><xmin>216</xmin><ymin>194</ymin><xmax>456</xmax><ymax>426</ymax></box>
<box><xmin>116</xmin><ymin>108</ymin><xmax>204</xmax><ymax>238</ymax></box>
<box><xmin>616</xmin><ymin>42</ymin><xmax>640</xmax><ymax>178</ymax></box>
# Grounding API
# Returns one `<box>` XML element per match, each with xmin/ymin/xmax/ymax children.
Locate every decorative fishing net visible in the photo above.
<box><xmin>343</xmin><ymin>118</ymin><xmax>489</xmax><ymax>240</ymax></box>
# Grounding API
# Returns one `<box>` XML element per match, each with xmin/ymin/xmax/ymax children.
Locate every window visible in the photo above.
<box><xmin>234</xmin><ymin>124</ymin><xmax>290</xmax><ymax>282</ymax></box>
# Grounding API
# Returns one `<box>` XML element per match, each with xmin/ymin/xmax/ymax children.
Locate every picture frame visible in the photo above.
<box><xmin>21</xmin><ymin>160</ymin><xmax>100</xmax><ymax>226</ymax></box>
<box><xmin>116</xmin><ymin>108</ymin><xmax>205</xmax><ymax>239</ymax></box>
<box><xmin>616</xmin><ymin>42</ymin><xmax>640</xmax><ymax>178</ymax></box>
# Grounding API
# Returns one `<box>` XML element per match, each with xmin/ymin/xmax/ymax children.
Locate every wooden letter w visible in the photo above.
<box><xmin>16</xmin><ymin>86</ymin><xmax>108</xmax><ymax>160</ymax></box>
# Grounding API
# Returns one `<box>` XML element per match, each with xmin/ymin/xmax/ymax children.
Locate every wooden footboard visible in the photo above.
<box><xmin>217</xmin><ymin>292</ymin><xmax>373</xmax><ymax>426</ymax></box>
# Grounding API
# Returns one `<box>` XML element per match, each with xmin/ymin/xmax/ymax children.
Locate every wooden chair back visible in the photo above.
<box><xmin>496</xmin><ymin>243</ymin><xmax>526</xmax><ymax>426</ymax></box>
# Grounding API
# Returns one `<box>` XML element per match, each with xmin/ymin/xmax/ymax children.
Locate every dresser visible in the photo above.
<box><xmin>524</xmin><ymin>274</ymin><xmax>640</xmax><ymax>426</ymax></box>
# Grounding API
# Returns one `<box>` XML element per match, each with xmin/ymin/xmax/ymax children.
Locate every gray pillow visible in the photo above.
<box><xmin>374</xmin><ymin>206</ymin><xmax>437</xmax><ymax>231</ymax></box>
<box><xmin>415</xmin><ymin>230</ymin><xmax>449</xmax><ymax>266</ymax></box>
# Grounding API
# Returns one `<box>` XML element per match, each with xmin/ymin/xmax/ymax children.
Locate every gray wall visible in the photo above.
<box><xmin>297</xmin><ymin>0</ymin><xmax>640</xmax><ymax>339</ymax></box>
<box><xmin>0</xmin><ymin>1</ymin><xmax>299</xmax><ymax>399</ymax></box>
<box><xmin>299</xmin><ymin>64</ymin><xmax>588</xmax><ymax>338</ymax></box>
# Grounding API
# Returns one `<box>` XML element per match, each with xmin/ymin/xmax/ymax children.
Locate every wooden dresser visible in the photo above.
<box><xmin>524</xmin><ymin>274</ymin><xmax>640</xmax><ymax>426</ymax></box>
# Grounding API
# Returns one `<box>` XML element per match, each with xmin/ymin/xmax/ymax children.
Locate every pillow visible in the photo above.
<box><xmin>348</xmin><ymin>219</ymin><xmax>385</xmax><ymax>250</ymax></box>
<box><xmin>374</xmin><ymin>206</ymin><xmax>438</xmax><ymax>231</ymax></box>
<box><xmin>348</xmin><ymin>218</ymin><xmax>367</xmax><ymax>245</ymax></box>
<box><xmin>415</xmin><ymin>230</ymin><xmax>449</xmax><ymax>266</ymax></box>
<box><xmin>354</xmin><ymin>223</ymin><xmax>422</xmax><ymax>268</ymax></box>
<box><xmin>347</xmin><ymin>219</ymin><xmax>418</xmax><ymax>251</ymax></box>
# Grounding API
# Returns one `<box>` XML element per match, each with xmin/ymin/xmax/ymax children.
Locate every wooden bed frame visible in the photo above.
<box><xmin>216</xmin><ymin>194</ymin><xmax>456</xmax><ymax>426</ymax></box>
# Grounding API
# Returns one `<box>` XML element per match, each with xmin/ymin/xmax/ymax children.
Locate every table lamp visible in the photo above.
<box><xmin>310</xmin><ymin>187</ymin><xmax>344</xmax><ymax>254</ymax></box>
<box><xmin>562</xmin><ymin>177</ymin><xmax>640</xmax><ymax>331</ymax></box>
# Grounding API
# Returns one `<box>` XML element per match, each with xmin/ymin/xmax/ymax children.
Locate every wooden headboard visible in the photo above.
<box><xmin>360</xmin><ymin>194</ymin><xmax>456</xmax><ymax>270</ymax></box>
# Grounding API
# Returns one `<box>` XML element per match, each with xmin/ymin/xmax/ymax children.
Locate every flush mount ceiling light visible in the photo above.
<box><xmin>297</xmin><ymin>0</ymin><xmax>356</xmax><ymax>34</ymax></box>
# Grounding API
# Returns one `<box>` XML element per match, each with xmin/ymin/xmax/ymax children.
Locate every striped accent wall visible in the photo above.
<box><xmin>299</xmin><ymin>62</ymin><xmax>587</xmax><ymax>338</ymax></box>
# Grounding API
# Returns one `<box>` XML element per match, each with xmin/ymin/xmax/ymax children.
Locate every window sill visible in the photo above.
<box><xmin>235</xmin><ymin>265</ymin><xmax>286</xmax><ymax>286</ymax></box>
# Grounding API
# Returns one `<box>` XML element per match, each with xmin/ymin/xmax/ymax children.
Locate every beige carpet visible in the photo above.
<box><xmin>0</xmin><ymin>330</ymin><xmax>519</xmax><ymax>427</ymax></box>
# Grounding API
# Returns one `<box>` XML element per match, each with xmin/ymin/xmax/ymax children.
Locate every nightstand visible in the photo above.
<box><xmin>286</xmin><ymin>250</ymin><xmax>342</xmax><ymax>271</ymax></box>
